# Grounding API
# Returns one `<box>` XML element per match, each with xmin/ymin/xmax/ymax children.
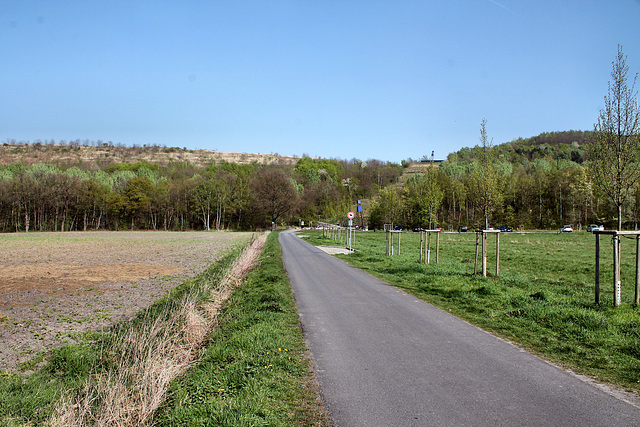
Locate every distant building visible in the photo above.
<box><xmin>419</xmin><ymin>150</ymin><xmax>443</xmax><ymax>164</ymax></box>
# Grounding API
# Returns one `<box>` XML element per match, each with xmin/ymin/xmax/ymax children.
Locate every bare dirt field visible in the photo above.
<box><xmin>0</xmin><ymin>231</ymin><xmax>252</xmax><ymax>371</ymax></box>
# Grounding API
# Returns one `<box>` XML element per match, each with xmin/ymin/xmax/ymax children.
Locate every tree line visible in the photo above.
<box><xmin>368</xmin><ymin>129</ymin><xmax>640</xmax><ymax>231</ymax></box>
<box><xmin>2</xmin><ymin>129</ymin><xmax>635</xmax><ymax>233</ymax></box>
<box><xmin>368</xmin><ymin>136</ymin><xmax>598</xmax><ymax>231</ymax></box>
<box><xmin>0</xmin><ymin>155</ymin><xmax>402</xmax><ymax>232</ymax></box>
<box><xmin>2</xmin><ymin>130</ymin><xmax>637</xmax><ymax>233</ymax></box>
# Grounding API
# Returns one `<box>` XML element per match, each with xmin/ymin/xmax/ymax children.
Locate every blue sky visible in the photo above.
<box><xmin>2</xmin><ymin>1</ymin><xmax>640</xmax><ymax>163</ymax></box>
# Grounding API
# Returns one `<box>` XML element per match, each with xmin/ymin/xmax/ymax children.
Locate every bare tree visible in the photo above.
<box><xmin>587</xmin><ymin>45</ymin><xmax>640</xmax><ymax>230</ymax></box>
<box><xmin>251</xmin><ymin>167</ymin><xmax>298</xmax><ymax>227</ymax></box>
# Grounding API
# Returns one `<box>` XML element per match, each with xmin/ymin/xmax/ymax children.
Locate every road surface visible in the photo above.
<box><xmin>279</xmin><ymin>230</ymin><xmax>640</xmax><ymax>426</ymax></box>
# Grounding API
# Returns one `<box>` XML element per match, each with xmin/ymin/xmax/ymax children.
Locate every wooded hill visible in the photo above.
<box><xmin>2</xmin><ymin>130</ymin><xmax>632</xmax><ymax>233</ymax></box>
<box><xmin>0</xmin><ymin>140</ymin><xmax>403</xmax><ymax>232</ymax></box>
<box><xmin>369</xmin><ymin>130</ymin><xmax>639</xmax><ymax>231</ymax></box>
<box><xmin>447</xmin><ymin>130</ymin><xmax>591</xmax><ymax>165</ymax></box>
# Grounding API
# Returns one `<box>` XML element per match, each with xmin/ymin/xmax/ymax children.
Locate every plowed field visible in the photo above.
<box><xmin>0</xmin><ymin>231</ymin><xmax>251</xmax><ymax>371</ymax></box>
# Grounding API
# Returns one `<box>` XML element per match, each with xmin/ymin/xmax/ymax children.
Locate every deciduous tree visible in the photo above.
<box><xmin>404</xmin><ymin>169</ymin><xmax>444</xmax><ymax>228</ymax></box>
<box><xmin>587</xmin><ymin>45</ymin><xmax>640</xmax><ymax>230</ymax></box>
<box><xmin>369</xmin><ymin>187</ymin><xmax>403</xmax><ymax>228</ymax></box>
<box><xmin>474</xmin><ymin>119</ymin><xmax>502</xmax><ymax>229</ymax></box>
<box><xmin>251</xmin><ymin>167</ymin><xmax>298</xmax><ymax>227</ymax></box>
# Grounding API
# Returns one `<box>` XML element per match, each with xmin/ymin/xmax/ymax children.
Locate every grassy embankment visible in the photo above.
<box><xmin>0</xmin><ymin>232</ymin><xmax>327</xmax><ymax>426</ymax></box>
<box><xmin>301</xmin><ymin>229</ymin><xmax>640</xmax><ymax>393</ymax></box>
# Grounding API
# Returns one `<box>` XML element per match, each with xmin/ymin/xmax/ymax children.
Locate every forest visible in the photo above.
<box><xmin>0</xmin><ymin>129</ymin><xmax>638</xmax><ymax>233</ymax></box>
<box><xmin>0</xmin><ymin>141</ymin><xmax>402</xmax><ymax>232</ymax></box>
<box><xmin>370</xmin><ymin>130</ymin><xmax>640</xmax><ymax>231</ymax></box>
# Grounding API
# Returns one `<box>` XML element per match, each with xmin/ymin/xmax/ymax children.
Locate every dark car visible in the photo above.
<box><xmin>394</xmin><ymin>225</ymin><xmax>403</xmax><ymax>231</ymax></box>
<box><xmin>497</xmin><ymin>225</ymin><xmax>512</xmax><ymax>232</ymax></box>
<box><xmin>412</xmin><ymin>226</ymin><xmax>422</xmax><ymax>232</ymax></box>
<box><xmin>459</xmin><ymin>225</ymin><xmax>467</xmax><ymax>232</ymax></box>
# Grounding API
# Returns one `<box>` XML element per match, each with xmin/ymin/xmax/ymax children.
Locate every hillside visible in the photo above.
<box><xmin>448</xmin><ymin>130</ymin><xmax>591</xmax><ymax>165</ymax></box>
<box><xmin>0</xmin><ymin>142</ymin><xmax>299</xmax><ymax>167</ymax></box>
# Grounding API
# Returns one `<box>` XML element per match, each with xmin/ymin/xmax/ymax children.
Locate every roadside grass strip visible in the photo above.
<box><xmin>51</xmin><ymin>234</ymin><xmax>267</xmax><ymax>425</ymax></box>
<box><xmin>155</xmin><ymin>231</ymin><xmax>328</xmax><ymax>426</ymax></box>
<box><xmin>300</xmin><ymin>230</ymin><xmax>640</xmax><ymax>394</ymax></box>
<box><xmin>0</xmin><ymin>241</ymin><xmax>245</xmax><ymax>426</ymax></box>
<box><xmin>0</xmin><ymin>232</ymin><xmax>325</xmax><ymax>426</ymax></box>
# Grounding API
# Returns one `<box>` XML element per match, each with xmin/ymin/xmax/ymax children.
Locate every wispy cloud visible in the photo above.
<box><xmin>487</xmin><ymin>0</ymin><xmax>521</xmax><ymax>17</ymax></box>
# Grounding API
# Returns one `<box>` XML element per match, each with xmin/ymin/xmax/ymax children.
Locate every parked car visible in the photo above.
<box><xmin>433</xmin><ymin>226</ymin><xmax>442</xmax><ymax>231</ymax></box>
<box><xmin>459</xmin><ymin>225</ymin><xmax>468</xmax><ymax>232</ymax></box>
<box><xmin>497</xmin><ymin>225</ymin><xmax>512</xmax><ymax>232</ymax></box>
<box><xmin>412</xmin><ymin>226</ymin><xmax>422</xmax><ymax>232</ymax></box>
<box><xmin>561</xmin><ymin>225</ymin><xmax>573</xmax><ymax>232</ymax></box>
<box><xmin>587</xmin><ymin>224</ymin><xmax>604</xmax><ymax>232</ymax></box>
<box><xmin>394</xmin><ymin>225</ymin><xmax>403</xmax><ymax>231</ymax></box>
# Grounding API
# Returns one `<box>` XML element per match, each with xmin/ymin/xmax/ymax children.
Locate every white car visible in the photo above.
<box><xmin>587</xmin><ymin>224</ymin><xmax>604</xmax><ymax>232</ymax></box>
<box><xmin>561</xmin><ymin>225</ymin><xmax>573</xmax><ymax>233</ymax></box>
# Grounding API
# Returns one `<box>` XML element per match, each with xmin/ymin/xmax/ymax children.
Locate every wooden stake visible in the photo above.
<box><xmin>386</xmin><ymin>230</ymin><xmax>390</xmax><ymax>256</ymax></box>
<box><xmin>614</xmin><ymin>235</ymin><xmax>621</xmax><ymax>307</ymax></box>
<box><xmin>496</xmin><ymin>232</ymin><xmax>500</xmax><ymax>278</ymax></box>
<box><xmin>474</xmin><ymin>232</ymin><xmax>479</xmax><ymax>275</ymax></box>
<box><xmin>595</xmin><ymin>233</ymin><xmax>600</xmax><ymax>305</ymax></box>
<box><xmin>482</xmin><ymin>232</ymin><xmax>487</xmax><ymax>277</ymax></box>
<box><xmin>636</xmin><ymin>236</ymin><xmax>640</xmax><ymax>305</ymax></box>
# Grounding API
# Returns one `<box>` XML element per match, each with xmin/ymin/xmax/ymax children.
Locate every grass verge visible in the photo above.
<box><xmin>155</xmin><ymin>231</ymin><xmax>328</xmax><ymax>426</ymax></box>
<box><xmin>301</xmin><ymin>229</ymin><xmax>640</xmax><ymax>394</ymax></box>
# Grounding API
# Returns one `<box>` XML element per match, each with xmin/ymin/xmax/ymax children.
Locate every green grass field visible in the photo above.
<box><xmin>300</xmin><ymin>229</ymin><xmax>640</xmax><ymax>393</ymax></box>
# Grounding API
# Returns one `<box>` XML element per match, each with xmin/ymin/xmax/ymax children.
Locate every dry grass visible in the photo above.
<box><xmin>50</xmin><ymin>233</ymin><xmax>268</xmax><ymax>426</ymax></box>
<box><xmin>0</xmin><ymin>143</ymin><xmax>299</xmax><ymax>167</ymax></box>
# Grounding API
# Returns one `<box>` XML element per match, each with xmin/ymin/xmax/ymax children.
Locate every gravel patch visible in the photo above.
<box><xmin>316</xmin><ymin>245</ymin><xmax>353</xmax><ymax>255</ymax></box>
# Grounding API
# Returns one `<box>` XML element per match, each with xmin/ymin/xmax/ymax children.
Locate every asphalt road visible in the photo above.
<box><xmin>279</xmin><ymin>230</ymin><xmax>640</xmax><ymax>427</ymax></box>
